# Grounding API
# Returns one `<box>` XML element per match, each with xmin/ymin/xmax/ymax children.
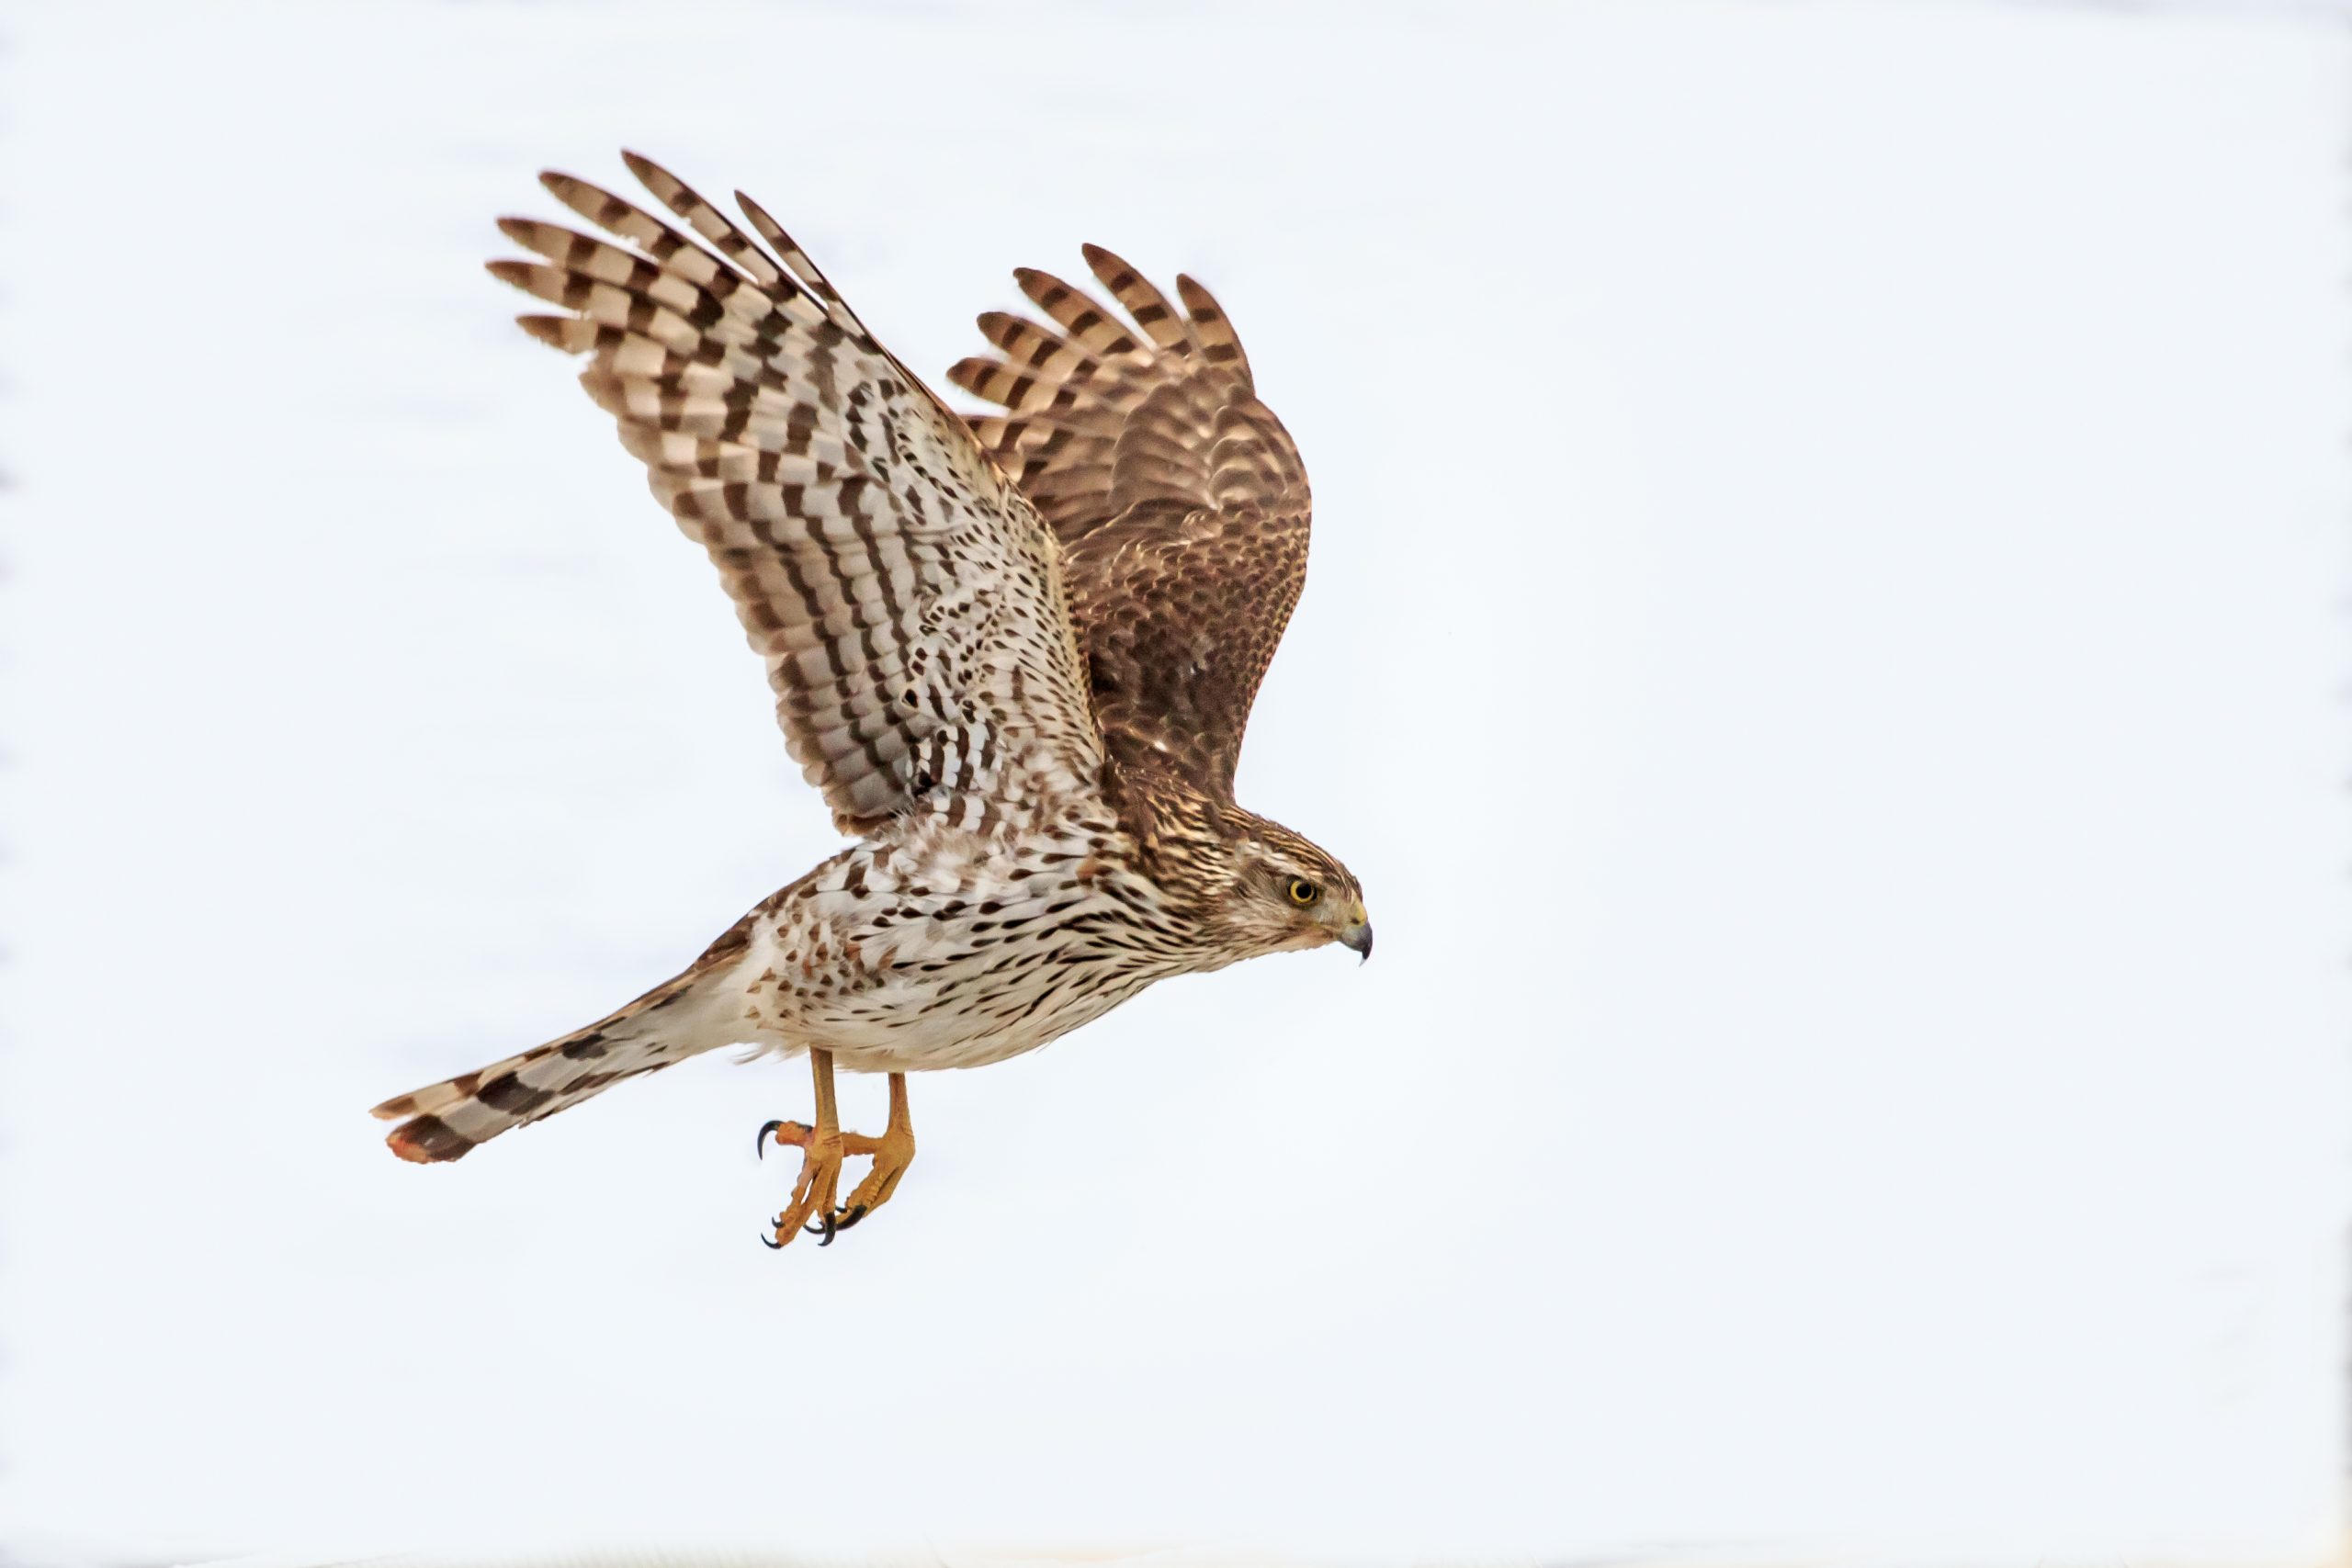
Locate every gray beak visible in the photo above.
<box><xmin>1340</xmin><ymin>920</ymin><xmax>1374</xmax><ymax>963</ymax></box>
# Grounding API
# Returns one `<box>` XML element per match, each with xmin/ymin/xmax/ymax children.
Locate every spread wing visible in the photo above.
<box><xmin>492</xmin><ymin>154</ymin><xmax>1102</xmax><ymax>835</ymax></box>
<box><xmin>946</xmin><ymin>248</ymin><xmax>1310</xmax><ymax>798</ymax></box>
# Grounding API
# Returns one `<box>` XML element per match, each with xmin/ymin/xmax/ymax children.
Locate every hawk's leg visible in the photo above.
<box><xmin>758</xmin><ymin>1048</ymin><xmax>846</xmax><ymax>1249</ymax></box>
<box><xmin>756</xmin><ymin>1055</ymin><xmax>915</xmax><ymax>1249</ymax></box>
<box><xmin>828</xmin><ymin>1072</ymin><xmax>914</xmax><ymax>1234</ymax></box>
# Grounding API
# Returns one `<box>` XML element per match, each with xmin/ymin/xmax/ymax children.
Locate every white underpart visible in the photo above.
<box><xmin>716</xmin><ymin>806</ymin><xmax>1189</xmax><ymax>1073</ymax></box>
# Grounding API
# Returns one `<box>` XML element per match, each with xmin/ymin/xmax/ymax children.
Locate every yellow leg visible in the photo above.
<box><xmin>758</xmin><ymin>1049</ymin><xmax>844</xmax><ymax>1249</ymax></box>
<box><xmin>756</xmin><ymin>1059</ymin><xmax>916</xmax><ymax>1249</ymax></box>
<box><xmin>831</xmin><ymin>1072</ymin><xmax>915</xmax><ymax>1233</ymax></box>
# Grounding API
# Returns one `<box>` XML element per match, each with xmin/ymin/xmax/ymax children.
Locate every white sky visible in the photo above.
<box><xmin>2</xmin><ymin>1</ymin><xmax>2346</xmax><ymax>1564</ymax></box>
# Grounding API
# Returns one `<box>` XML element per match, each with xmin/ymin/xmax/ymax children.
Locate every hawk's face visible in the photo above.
<box><xmin>1210</xmin><ymin>816</ymin><xmax>1372</xmax><ymax>964</ymax></box>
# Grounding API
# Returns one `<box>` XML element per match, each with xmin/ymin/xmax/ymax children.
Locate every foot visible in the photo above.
<box><xmin>828</xmin><ymin>1113</ymin><xmax>915</xmax><ymax>1234</ymax></box>
<box><xmin>755</xmin><ymin>1117</ymin><xmax>911</xmax><ymax>1247</ymax></box>
<box><xmin>754</xmin><ymin>1061</ymin><xmax>915</xmax><ymax>1251</ymax></box>
<box><xmin>756</xmin><ymin>1118</ymin><xmax>849</xmax><ymax>1248</ymax></box>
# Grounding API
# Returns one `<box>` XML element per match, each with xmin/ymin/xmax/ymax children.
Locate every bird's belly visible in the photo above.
<box><xmin>732</xmin><ymin>862</ymin><xmax>1180</xmax><ymax>1073</ymax></box>
<box><xmin>768</xmin><ymin>953</ymin><xmax>1162</xmax><ymax>1072</ymax></box>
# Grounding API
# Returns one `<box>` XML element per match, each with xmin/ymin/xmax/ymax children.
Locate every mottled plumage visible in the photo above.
<box><xmin>372</xmin><ymin>154</ymin><xmax>1369</xmax><ymax>1247</ymax></box>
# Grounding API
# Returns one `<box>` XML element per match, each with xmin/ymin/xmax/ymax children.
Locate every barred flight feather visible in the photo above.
<box><xmin>492</xmin><ymin>152</ymin><xmax>1102</xmax><ymax>836</ymax></box>
<box><xmin>947</xmin><ymin>243</ymin><xmax>1312</xmax><ymax>795</ymax></box>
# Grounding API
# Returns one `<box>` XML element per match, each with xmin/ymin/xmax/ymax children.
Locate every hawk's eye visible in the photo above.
<box><xmin>1284</xmin><ymin>876</ymin><xmax>1318</xmax><ymax>907</ymax></box>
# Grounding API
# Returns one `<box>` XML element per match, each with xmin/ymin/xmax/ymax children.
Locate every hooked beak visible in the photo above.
<box><xmin>1339</xmin><ymin>908</ymin><xmax>1373</xmax><ymax>964</ymax></box>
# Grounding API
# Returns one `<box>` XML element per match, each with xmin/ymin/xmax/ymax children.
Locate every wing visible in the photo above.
<box><xmin>492</xmin><ymin>153</ymin><xmax>1102</xmax><ymax>835</ymax></box>
<box><xmin>945</xmin><ymin>248</ymin><xmax>1310</xmax><ymax>798</ymax></box>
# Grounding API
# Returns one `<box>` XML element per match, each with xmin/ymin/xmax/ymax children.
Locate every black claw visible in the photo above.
<box><xmin>832</xmin><ymin>1204</ymin><xmax>871</xmax><ymax>1233</ymax></box>
<box><xmin>759</xmin><ymin>1228</ymin><xmax>785</xmax><ymax>1250</ymax></box>
<box><xmin>755</xmin><ymin>1118</ymin><xmax>785</xmax><ymax>1158</ymax></box>
<box><xmin>806</xmin><ymin>1212</ymin><xmax>841</xmax><ymax>1246</ymax></box>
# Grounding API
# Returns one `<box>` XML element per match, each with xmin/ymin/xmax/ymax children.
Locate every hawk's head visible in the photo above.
<box><xmin>1204</xmin><ymin>809</ymin><xmax>1372</xmax><ymax>964</ymax></box>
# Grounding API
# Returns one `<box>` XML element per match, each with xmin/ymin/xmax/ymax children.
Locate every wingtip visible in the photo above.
<box><xmin>944</xmin><ymin>355</ymin><xmax>1002</xmax><ymax>390</ymax></box>
<box><xmin>1175</xmin><ymin>273</ymin><xmax>1230</xmax><ymax>321</ymax></box>
<box><xmin>1080</xmin><ymin>243</ymin><xmax>1142</xmax><ymax>292</ymax></box>
<box><xmin>484</xmin><ymin>258</ymin><xmax>551</xmax><ymax>300</ymax></box>
<box><xmin>733</xmin><ymin>187</ymin><xmax>783</xmax><ymax>242</ymax></box>
<box><xmin>514</xmin><ymin>314</ymin><xmax>584</xmax><ymax>351</ymax></box>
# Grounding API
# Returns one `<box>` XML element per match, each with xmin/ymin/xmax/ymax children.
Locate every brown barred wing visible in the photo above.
<box><xmin>945</xmin><ymin>248</ymin><xmax>1311</xmax><ymax>796</ymax></box>
<box><xmin>492</xmin><ymin>153</ymin><xmax>1102</xmax><ymax>834</ymax></box>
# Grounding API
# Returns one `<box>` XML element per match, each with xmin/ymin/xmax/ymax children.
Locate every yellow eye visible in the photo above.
<box><xmin>1285</xmin><ymin>876</ymin><xmax>1318</xmax><ymax>907</ymax></box>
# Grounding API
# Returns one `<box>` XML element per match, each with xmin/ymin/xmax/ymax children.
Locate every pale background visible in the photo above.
<box><xmin>1</xmin><ymin>1</ymin><xmax>2346</xmax><ymax>1563</ymax></box>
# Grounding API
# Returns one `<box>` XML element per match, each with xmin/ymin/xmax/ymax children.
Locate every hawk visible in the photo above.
<box><xmin>371</xmin><ymin>152</ymin><xmax>1371</xmax><ymax>1249</ymax></box>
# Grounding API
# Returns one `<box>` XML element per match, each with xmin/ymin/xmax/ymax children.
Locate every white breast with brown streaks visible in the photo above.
<box><xmin>727</xmin><ymin>806</ymin><xmax>1191</xmax><ymax>1073</ymax></box>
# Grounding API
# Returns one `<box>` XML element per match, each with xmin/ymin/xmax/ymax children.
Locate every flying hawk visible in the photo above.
<box><xmin>371</xmin><ymin>153</ymin><xmax>1370</xmax><ymax>1249</ymax></box>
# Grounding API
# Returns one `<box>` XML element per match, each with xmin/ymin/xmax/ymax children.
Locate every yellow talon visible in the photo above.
<box><xmin>759</xmin><ymin>1056</ymin><xmax>915</xmax><ymax>1250</ymax></box>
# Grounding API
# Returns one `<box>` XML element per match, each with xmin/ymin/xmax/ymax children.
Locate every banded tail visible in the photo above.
<box><xmin>372</xmin><ymin>924</ymin><xmax>754</xmax><ymax>1164</ymax></box>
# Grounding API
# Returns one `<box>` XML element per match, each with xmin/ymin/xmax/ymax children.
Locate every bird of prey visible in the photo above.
<box><xmin>371</xmin><ymin>152</ymin><xmax>1370</xmax><ymax>1249</ymax></box>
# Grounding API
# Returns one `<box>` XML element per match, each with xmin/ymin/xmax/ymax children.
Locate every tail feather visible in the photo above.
<box><xmin>373</xmin><ymin>923</ymin><xmax>755</xmax><ymax>1164</ymax></box>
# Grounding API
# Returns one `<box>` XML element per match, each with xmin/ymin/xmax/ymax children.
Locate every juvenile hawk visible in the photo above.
<box><xmin>372</xmin><ymin>153</ymin><xmax>1370</xmax><ymax>1248</ymax></box>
